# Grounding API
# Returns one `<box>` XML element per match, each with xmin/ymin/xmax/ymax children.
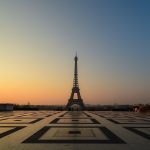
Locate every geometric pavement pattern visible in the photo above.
<box><xmin>0</xmin><ymin>111</ymin><xmax>149</xmax><ymax>150</ymax></box>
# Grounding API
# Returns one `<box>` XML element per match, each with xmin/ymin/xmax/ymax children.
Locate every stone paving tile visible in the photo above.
<box><xmin>0</xmin><ymin>111</ymin><xmax>149</xmax><ymax>150</ymax></box>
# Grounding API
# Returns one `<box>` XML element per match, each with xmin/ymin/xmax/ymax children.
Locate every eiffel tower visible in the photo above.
<box><xmin>66</xmin><ymin>54</ymin><xmax>84</xmax><ymax>110</ymax></box>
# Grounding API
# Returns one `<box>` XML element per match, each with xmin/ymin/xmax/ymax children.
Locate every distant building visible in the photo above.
<box><xmin>133</xmin><ymin>104</ymin><xmax>150</xmax><ymax>112</ymax></box>
<box><xmin>112</xmin><ymin>105</ymin><xmax>132</xmax><ymax>111</ymax></box>
<box><xmin>0</xmin><ymin>103</ymin><xmax>14</xmax><ymax>111</ymax></box>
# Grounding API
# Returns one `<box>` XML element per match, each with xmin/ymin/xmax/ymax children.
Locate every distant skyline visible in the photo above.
<box><xmin>0</xmin><ymin>0</ymin><xmax>150</xmax><ymax>105</ymax></box>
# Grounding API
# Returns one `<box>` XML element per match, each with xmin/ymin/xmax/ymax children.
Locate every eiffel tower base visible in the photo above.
<box><xmin>66</xmin><ymin>99</ymin><xmax>84</xmax><ymax>111</ymax></box>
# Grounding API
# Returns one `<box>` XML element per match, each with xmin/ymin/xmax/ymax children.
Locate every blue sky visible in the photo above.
<box><xmin>0</xmin><ymin>0</ymin><xmax>150</xmax><ymax>104</ymax></box>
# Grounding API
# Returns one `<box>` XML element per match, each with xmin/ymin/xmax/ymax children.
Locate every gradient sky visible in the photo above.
<box><xmin>0</xmin><ymin>0</ymin><xmax>150</xmax><ymax>105</ymax></box>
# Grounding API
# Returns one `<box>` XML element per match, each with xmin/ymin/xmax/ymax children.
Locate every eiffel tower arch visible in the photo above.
<box><xmin>66</xmin><ymin>54</ymin><xmax>85</xmax><ymax>111</ymax></box>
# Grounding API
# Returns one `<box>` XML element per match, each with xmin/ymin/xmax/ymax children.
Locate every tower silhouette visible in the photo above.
<box><xmin>66</xmin><ymin>54</ymin><xmax>84</xmax><ymax>110</ymax></box>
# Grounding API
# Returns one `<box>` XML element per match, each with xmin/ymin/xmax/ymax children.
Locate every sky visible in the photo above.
<box><xmin>0</xmin><ymin>0</ymin><xmax>150</xmax><ymax>105</ymax></box>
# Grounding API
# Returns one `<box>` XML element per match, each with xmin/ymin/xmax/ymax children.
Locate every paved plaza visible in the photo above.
<box><xmin>0</xmin><ymin>111</ymin><xmax>149</xmax><ymax>150</ymax></box>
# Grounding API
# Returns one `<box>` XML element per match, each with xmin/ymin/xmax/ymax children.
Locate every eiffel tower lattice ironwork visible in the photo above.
<box><xmin>66</xmin><ymin>54</ymin><xmax>84</xmax><ymax>110</ymax></box>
